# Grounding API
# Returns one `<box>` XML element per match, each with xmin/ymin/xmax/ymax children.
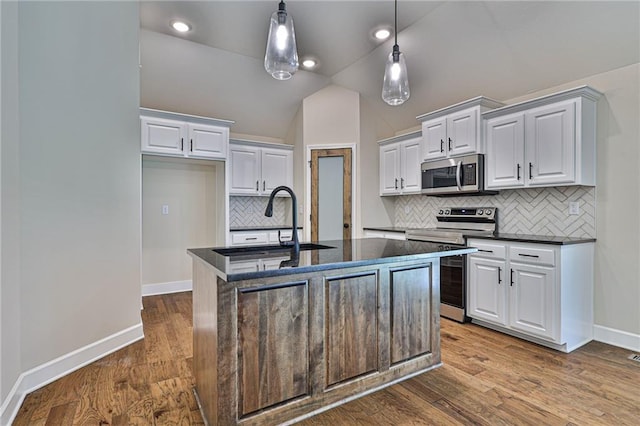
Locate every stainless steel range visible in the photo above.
<box><xmin>406</xmin><ymin>207</ymin><xmax>497</xmax><ymax>322</ymax></box>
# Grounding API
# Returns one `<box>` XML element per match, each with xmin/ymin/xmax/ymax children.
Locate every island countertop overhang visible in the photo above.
<box><xmin>188</xmin><ymin>237</ymin><xmax>477</xmax><ymax>282</ymax></box>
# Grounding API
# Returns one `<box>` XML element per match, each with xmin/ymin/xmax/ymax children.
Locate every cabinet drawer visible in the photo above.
<box><xmin>467</xmin><ymin>240</ymin><xmax>507</xmax><ymax>259</ymax></box>
<box><xmin>509</xmin><ymin>245</ymin><xmax>555</xmax><ymax>266</ymax></box>
<box><xmin>231</xmin><ymin>232</ymin><xmax>268</xmax><ymax>246</ymax></box>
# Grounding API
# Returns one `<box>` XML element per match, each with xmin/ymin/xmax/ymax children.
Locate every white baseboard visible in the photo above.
<box><xmin>0</xmin><ymin>323</ymin><xmax>144</xmax><ymax>426</ymax></box>
<box><xmin>593</xmin><ymin>324</ymin><xmax>640</xmax><ymax>352</ymax></box>
<box><xmin>142</xmin><ymin>279</ymin><xmax>192</xmax><ymax>297</ymax></box>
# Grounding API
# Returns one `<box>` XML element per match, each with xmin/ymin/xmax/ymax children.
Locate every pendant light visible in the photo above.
<box><xmin>264</xmin><ymin>0</ymin><xmax>299</xmax><ymax>80</ymax></box>
<box><xmin>382</xmin><ymin>0</ymin><xmax>410</xmax><ymax>105</ymax></box>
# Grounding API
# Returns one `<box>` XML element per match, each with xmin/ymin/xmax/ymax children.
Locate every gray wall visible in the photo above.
<box><xmin>1</xmin><ymin>0</ymin><xmax>141</xmax><ymax>403</ymax></box>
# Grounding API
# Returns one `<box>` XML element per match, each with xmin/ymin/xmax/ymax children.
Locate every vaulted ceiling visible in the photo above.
<box><xmin>139</xmin><ymin>1</ymin><xmax>639</xmax><ymax>140</ymax></box>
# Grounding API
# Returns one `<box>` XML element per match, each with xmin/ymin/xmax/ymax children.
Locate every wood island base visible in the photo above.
<box><xmin>190</xmin><ymin>254</ymin><xmax>442</xmax><ymax>425</ymax></box>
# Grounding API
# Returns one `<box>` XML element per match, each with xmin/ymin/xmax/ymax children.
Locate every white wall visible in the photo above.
<box><xmin>142</xmin><ymin>157</ymin><xmax>219</xmax><ymax>286</ymax></box>
<box><xmin>2</xmin><ymin>2</ymin><xmax>141</xmax><ymax>421</ymax></box>
<box><xmin>301</xmin><ymin>85</ymin><xmax>361</xmax><ymax>238</ymax></box>
<box><xmin>1</xmin><ymin>0</ymin><xmax>21</xmax><ymax>405</ymax></box>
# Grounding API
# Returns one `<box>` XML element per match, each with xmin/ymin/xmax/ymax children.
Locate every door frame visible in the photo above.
<box><xmin>305</xmin><ymin>144</ymin><xmax>357</xmax><ymax>242</ymax></box>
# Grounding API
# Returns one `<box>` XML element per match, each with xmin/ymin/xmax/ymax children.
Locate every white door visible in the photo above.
<box><xmin>141</xmin><ymin>117</ymin><xmax>186</xmax><ymax>156</ymax></box>
<box><xmin>421</xmin><ymin>117</ymin><xmax>447</xmax><ymax>161</ymax></box>
<box><xmin>447</xmin><ymin>107</ymin><xmax>478</xmax><ymax>157</ymax></box>
<box><xmin>229</xmin><ymin>145</ymin><xmax>261</xmax><ymax>195</ymax></box>
<box><xmin>379</xmin><ymin>144</ymin><xmax>400</xmax><ymax>195</ymax></box>
<box><xmin>485</xmin><ymin>113</ymin><xmax>525</xmax><ymax>189</ymax></box>
<box><xmin>509</xmin><ymin>263</ymin><xmax>558</xmax><ymax>341</ymax></box>
<box><xmin>468</xmin><ymin>257</ymin><xmax>507</xmax><ymax>326</ymax></box>
<box><xmin>188</xmin><ymin>123</ymin><xmax>228</xmax><ymax>159</ymax></box>
<box><xmin>400</xmin><ymin>138</ymin><xmax>422</xmax><ymax>194</ymax></box>
<box><xmin>261</xmin><ymin>148</ymin><xmax>292</xmax><ymax>194</ymax></box>
<box><xmin>525</xmin><ymin>100</ymin><xmax>576</xmax><ymax>186</ymax></box>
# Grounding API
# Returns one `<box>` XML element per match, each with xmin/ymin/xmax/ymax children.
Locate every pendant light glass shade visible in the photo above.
<box><xmin>264</xmin><ymin>1</ymin><xmax>298</xmax><ymax>80</ymax></box>
<box><xmin>382</xmin><ymin>0</ymin><xmax>410</xmax><ymax>106</ymax></box>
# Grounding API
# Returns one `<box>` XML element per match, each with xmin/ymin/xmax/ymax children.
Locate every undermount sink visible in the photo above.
<box><xmin>213</xmin><ymin>243</ymin><xmax>335</xmax><ymax>257</ymax></box>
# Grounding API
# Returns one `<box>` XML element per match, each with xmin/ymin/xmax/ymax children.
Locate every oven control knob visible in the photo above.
<box><xmin>438</xmin><ymin>245</ymin><xmax>444</xmax><ymax>251</ymax></box>
<box><xmin>478</xmin><ymin>209</ymin><xmax>484</xmax><ymax>215</ymax></box>
<box><xmin>485</xmin><ymin>209</ymin><xmax>492</xmax><ymax>216</ymax></box>
<box><xmin>445</xmin><ymin>209</ymin><xmax>450</xmax><ymax>215</ymax></box>
<box><xmin>438</xmin><ymin>209</ymin><xmax>444</xmax><ymax>215</ymax></box>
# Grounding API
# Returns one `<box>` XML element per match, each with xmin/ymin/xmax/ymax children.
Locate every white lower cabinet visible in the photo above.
<box><xmin>467</xmin><ymin>238</ymin><xmax>594</xmax><ymax>352</ymax></box>
<box><xmin>230</xmin><ymin>229</ymin><xmax>301</xmax><ymax>246</ymax></box>
<box><xmin>362</xmin><ymin>229</ymin><xmax>406</xmax><ymax>240</ymax></box>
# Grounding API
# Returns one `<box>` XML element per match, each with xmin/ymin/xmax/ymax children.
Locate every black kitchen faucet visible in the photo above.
<box><xmin>264</xmin><ymin>186</ymin><xmax>300</xmax><ymax>258</ymax></box>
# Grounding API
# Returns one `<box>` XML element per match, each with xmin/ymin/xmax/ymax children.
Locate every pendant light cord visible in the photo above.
<box><xmin>394</xmin><ymin>0</ymin><xmax>398</xmax><ymax>47</ymax></box>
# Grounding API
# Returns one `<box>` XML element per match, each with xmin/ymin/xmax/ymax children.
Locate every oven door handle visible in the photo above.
<box><xmin>455</xmin><ymin>160</ymin><xmax>462</xmax><ymax>191</ymax></box>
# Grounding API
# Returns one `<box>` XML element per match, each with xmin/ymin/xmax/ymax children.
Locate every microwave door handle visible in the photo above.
<box><xmin>455</xmin><ymin>160</ymin><xmax>462</xmax><ymax>191</ymax></box>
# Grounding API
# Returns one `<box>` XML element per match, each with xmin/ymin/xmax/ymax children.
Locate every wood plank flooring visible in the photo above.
<box><xmin>12</xmin><ymin>292</ymin><xmax>640</xmax><ymax>425</ymax></box>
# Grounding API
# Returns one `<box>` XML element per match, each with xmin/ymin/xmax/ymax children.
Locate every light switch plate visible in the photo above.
<box><xmin>569</xmin><ymin>201</ymin><xmax>580</xmax><ymax>215</ymax></box>
<box><xmin>162</xmin><ymin>204</ymin><xmax>169</xmax><ymax>215</ymax></box>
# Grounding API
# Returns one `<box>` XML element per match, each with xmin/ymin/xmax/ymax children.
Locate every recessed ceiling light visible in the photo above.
<box><xmin>302</xmin><ymin>59</ymin><xmax>317</xmax><ymax>69</ymax></box>
<box><xmin>172</xmin><ymin>21</ymin><xmax>191</xmax><ymax>33</ymax></box>
<box><xmin>374</xmin><ymin>28</ymin><xmax>391</xmax><ymax>40</ymax></box>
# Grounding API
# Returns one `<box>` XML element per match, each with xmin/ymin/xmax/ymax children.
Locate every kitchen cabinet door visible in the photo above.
<box><xmin>468</xmin><ymin>257</ymin><xmax>507</xmax><ymax>326</ymax></box>
<box><xmin>380</xmin><ymin>144</ymin><xmax>401</xmax><ymax>195</ymax></box>
<box><xmin>400</xmin><ymin>138</ymin><xmax>422</xmax><ymax>194</ymax></box>
<box><xmin>421</xmin><ymin>117</ymin><xmax>447</xmax><ymax>161</ymax></box>
<box><xmin>141</xmin><ymin>116</ymin><xmax>186</xmax><ymax>156</ymax></box>
<box><xmin>447</xmin><ymin>107</ymin><xmax>478</xmax><ymax>157</ymax></box>
<box><xmin>485</xmin><ymin>113</ymin><xmax>525</xmax><ymax>189</ymax></box>
<box><xmin>262</xmin><ymin>148</ymin><xmax>293</xmax><ymax>193</ymax></box>
<box><xmin>187</xmin><ymin>123</ymin><xmax>228</xmax><ymax>159</ymax></box>
<box><xmin>229</xmin><ymin>145</ymin><xmax>261</xmax><ymax>195</ymax></box>
<box><xmin>509</xmin><ymin>262</ymin><xmax>558</xmax><ymax>341</ymax></box>
<box><xmin>525</xmin><ymin>100</ymin><xmax>576</xmax><ymax>186</ymax></box>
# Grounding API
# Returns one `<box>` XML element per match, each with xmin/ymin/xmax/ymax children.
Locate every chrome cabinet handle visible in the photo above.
<box><xmin>517</xmin><ymin>163</ymin><xmax>521</xmax><ymax>180</ymax></box>
<box><xmin>498</xmin><ymin>267</ymin><xmax>502</xmax><ymax>284</ymax></box>
<box><xmin>455</xmin><ymin>160</ymin><xmax>462</xmax><ymax>191</ymax></box>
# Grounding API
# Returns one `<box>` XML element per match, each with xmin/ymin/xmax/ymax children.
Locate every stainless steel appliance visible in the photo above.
<box><xmin>421</xmin><ymin>153</ymin><xmax>496</xmax><ymax>196</ymax></box>
<box><xmin>406</xmin><ymin>207</ymin><xmax>497</xmax><ymax>322</ymax></box>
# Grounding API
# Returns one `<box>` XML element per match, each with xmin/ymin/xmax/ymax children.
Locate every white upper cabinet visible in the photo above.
<box><xmin>140</xmin><ymin>108</ymin><xmax>233</xmax><ymax>160</ymax></box>
<box><xmin>379</xmin><ymin>132</ymin><xmax>422</xmax><ymax>196</ymax></box>
<box><xmin>484</xmin><ymin>86</ymin><xmax>601</xmax><ymax>190</ymax></box>
<box><xmin>229</xmin><ymin>140</ymin><xmax>293</xmax><ymax>196</ymax></box>
<box><xmin>417</xmin><ymin>97</ymin><xmax>504</xmax><ymax>161</ymax></box>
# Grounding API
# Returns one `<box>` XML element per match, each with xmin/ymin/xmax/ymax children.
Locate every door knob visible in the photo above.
<box><xmin>343</xmin><ymin>223</ymin><xmax>349</xmax><ymax>229</ymax></box>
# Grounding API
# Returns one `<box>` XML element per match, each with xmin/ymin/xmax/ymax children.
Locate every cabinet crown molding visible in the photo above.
<box><xmin>378</xmin><ymin>130</ymin><xmax>422</xmax><ymax>146</ymax></box>
<box><xmin>140</xmin><ymin>107</ymin><xmax>234</xmax><ymax>128</ymax></box>
<box><xmin>416</xmin><ymin>96</ymin><xmax>504</xmax><ymax>122</ymax></box>
<box><xmin>230</xmin><ymin>138</ymin><xmax>294</xmax><ymax>151</ymax></box>
<box><xmin>482</xmin><ymin>86</ymin><xmax>603</xmax><ymax>119</ymax></box>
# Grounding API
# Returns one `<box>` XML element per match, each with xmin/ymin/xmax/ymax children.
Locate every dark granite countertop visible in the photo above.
<box><xmin>188</xmin><ymin>238</ymin><xmax>476</xmax><ymax>282</ymax></box>
<box><xmin>362</xmin><ymin>226</ymin><xmax>408</xmax><ymax>233</ymax></box>
<box><xmin>467</xmin><ymin>233</ymin><xmax>596</xmax><ymax>245</ymax></box>
<box><xmin>230</xmin><ymin>225</ymin><xmax>303</xmax><ymax>231</ymax></box>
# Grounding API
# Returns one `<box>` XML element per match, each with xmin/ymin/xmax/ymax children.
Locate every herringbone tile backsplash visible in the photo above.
<box><xmin>394</xmin><ymin>186</ymin><xmax>595</xmax><ymax>238</ymax></box>
<box><xmin>230</xmin><ymin>196</ymin><xmax>289</xmax><ymax>228</ymax></box>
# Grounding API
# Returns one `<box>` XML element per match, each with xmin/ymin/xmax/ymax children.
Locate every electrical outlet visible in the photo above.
<box><xmin>162</xmin><ymin>204</ymin><xmax>169</xmax><ymax>215</ymax></box>
<box><xmin>569</xmin><ymin>201</ymin><xmax>580</xmax><ymax>215</ymax></box>
<box><xmin>405</xmin><ymin>206</ymin><xmax>410</xmax><ymax>214</ymax></box>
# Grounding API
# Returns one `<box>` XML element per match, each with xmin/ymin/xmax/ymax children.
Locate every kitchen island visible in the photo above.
<box><xmin>188</xmin><ymin>238</ymin><xmax>475</xmax><ymax>425</ymax></box>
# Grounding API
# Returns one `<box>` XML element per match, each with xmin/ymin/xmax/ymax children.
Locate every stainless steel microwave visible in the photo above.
<box><xmin>421</xmin><ymin>154</ymin><xmax>496</xmax><ymax>196</ymax></box>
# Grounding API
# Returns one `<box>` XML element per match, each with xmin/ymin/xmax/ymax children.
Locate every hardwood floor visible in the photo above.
<box><xmin>12</xmin><ymin>292</ymin><xmax>640</xmax><ymax>425</ymax></box>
